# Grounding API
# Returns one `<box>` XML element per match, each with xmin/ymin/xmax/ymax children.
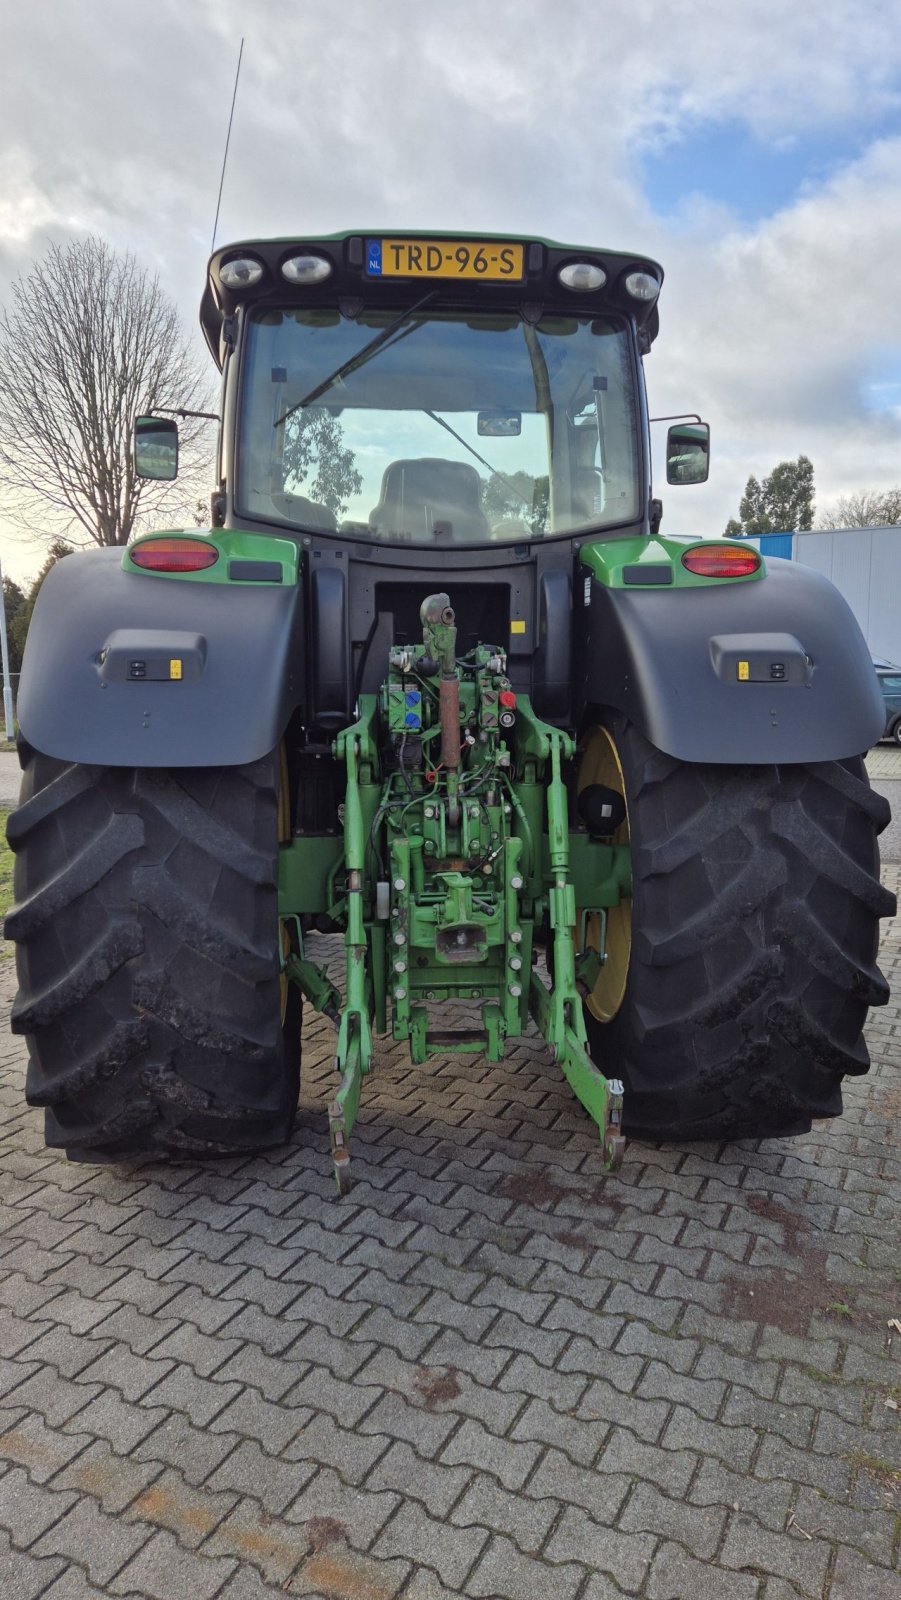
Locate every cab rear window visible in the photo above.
<box><xmin>237</xmin><ymin>307</ymin><xmax>639</xmax><ymax>545</ymax></box>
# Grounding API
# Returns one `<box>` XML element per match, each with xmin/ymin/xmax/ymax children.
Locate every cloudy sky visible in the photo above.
<box><xmin>1</xmin><ymin>0</ymin><xmax>900</xmax><ymax>583</ymax></box>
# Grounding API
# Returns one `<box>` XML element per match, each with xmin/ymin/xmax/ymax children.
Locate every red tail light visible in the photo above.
<box><xmin>130</xmin><ymin>538</ymin><xmax>219</xmax><ymax>573</ymax></box>
<box><xmin>681</xmin><ymin>544</ymin><xmax>760</xmax><ymax>578</ymax></box>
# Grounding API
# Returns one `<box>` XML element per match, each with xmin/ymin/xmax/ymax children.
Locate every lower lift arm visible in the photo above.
<box><xmin>515</xmin><ymin>700</ymin><xmax>625</xmax><ymax>1170</ymax></box>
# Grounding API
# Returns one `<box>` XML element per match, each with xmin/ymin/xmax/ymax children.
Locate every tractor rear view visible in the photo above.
<box><xmin>6</xmin><ymin>232</ymin><xmax>894</xmax><ymax>1188</ymax></box>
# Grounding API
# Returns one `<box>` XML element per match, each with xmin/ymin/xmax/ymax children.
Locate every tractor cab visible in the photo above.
<box><xmin>200</xmin><ymin>231</ymin><xmax>663</xmax><ymax>548</ymax></box>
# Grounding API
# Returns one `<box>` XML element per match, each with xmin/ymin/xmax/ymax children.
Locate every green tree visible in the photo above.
<box><xmin>283</xmin><ymin>410</ymin><xmax>362</xmax><ymax>518</ymax></box>
<box><xmin>725</xmin><ymin>455</ymin><xmax>814</xmax><ymax>537</ymax></box>
<box><xmin>483</xmin><ymin>470</ymin><xmax>534</xmax><ymax>521</ymax></box>
<box><xmin>737</xmin><ymin>474</ymin><xmax>772</xmax><ymax>535</ymax></box>
<box><xmin>482</xmin><ymin>470</ymin><xmax>548</xmax><ymax>534</ymax></box>
<box><xmin>7</xmin><ymin>540</ymin><xmax>74</xmax><ymax>667</ymax></box>
<box><xmin>817</xmin><ymin>487</ymin><xmax>901</xmax><ymax>529</ymax></box>
<box><xmin>2</xmin><ymin>576</ymin><xmax>27</xmax><ymax>673</ymax></box>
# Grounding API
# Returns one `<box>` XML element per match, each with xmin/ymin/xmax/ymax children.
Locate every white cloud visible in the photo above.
<box><xmin>652</xmin><ymin>135</ymin><xmax>901</xmax><ymax>533</ymax></box>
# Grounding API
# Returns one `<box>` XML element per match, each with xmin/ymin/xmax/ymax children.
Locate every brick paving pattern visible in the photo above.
<box><xmin>0</xmin><ymin>871</ymin><xmax>898</xmax><ymax>1599</ymax></box>
<box><xmin>864</xmin><ymin>748</ymin><xmax>901</xmax><ymax>781</ymax></box>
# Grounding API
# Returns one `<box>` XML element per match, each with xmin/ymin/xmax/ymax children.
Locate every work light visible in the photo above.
<box><xmin>219</xmin><ymin>256</ymin><xmax>264</xmax><ymax>288</ymax></box>
<box><xmin>281</xmin><ymin>254</ymin><xmax>333</xmax><ymax>285</ymax></box>
<box><xmin>558</xmin><ymin>262</ymin><xmax>606</xmax><ymax>292</ymax></box>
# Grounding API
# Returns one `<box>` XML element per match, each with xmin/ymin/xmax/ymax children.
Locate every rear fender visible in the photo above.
<box><xmin>577</xmin><ymin>556</ymin><xmax>884</xmax><ymax>762</ymax></box>
<box><xmin>17</xmin><ymin>545</ymin><xmax>304</xmax><ymax>767</ymax></box>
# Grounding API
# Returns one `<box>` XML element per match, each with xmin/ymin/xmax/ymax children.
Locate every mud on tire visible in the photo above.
<box><xmin>583</xmin><ymin>716</ymin><xmax>895</xmax><ymax>1141</ymax></box>
<box><xmin>5</xmin><ymin>747</ymin><xmax>300</xmax><ymax>1160</ymax></box>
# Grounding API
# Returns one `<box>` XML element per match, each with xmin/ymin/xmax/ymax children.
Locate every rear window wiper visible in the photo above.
<box><xmin>423</xmin><ymin>409</ymin><xmax>533</xmax><ymax>510</ymax></box>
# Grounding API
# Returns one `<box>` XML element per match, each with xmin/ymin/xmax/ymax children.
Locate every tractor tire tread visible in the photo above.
<box><xmin>585</xmin><ymin>718</ymin><xmax>894</xmax><ymax>1141</ymax></box>
<box><xmin>6</xmin><ymin>746</ymin><xmax>299</xmax><ymax>1160</ymax></box>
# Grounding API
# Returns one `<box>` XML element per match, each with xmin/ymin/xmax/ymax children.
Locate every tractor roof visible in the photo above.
<box><xmin>200</xmin><ymin>230</ymin><xmax>663</xmax><ymax>366</ymax></box>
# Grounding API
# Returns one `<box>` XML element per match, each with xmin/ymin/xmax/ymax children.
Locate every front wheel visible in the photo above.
<box><xmin>5</xmin><ymin>747</ymin><xmax>301</xmax><ymax>1160</ymax></box>
<box><xmin>579</xmin><ymin>717</ymin><xmax>894</xmax><ymax>1141</ymax></box>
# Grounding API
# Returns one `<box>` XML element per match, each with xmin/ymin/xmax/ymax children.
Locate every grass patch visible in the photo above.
<box><xmin>802</xmin><ymin>1364</ymin><xmax>853</xmax><ymax>1387</ymax></box>
<box><xmin>849</xmin><ymin>1450</ymin><xmax>901</xmax><ymax>1488</ymax></box>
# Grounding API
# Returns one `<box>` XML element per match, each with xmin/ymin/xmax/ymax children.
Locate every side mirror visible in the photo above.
<box><xmin>134</xmin><ymin>415</ymin><xmax>179</xmax><ymax>481</ymax></box>
<box><xmin>666</xmin><ymin>421</ymin><xmax>709</xmax><ymax>485</ymax></box>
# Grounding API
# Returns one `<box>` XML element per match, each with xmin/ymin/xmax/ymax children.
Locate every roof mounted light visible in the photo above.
<box><xmin>624</xmin><ymin>270</ymin><xmax>660</xmax><ymax>302</ymax></box>
<box><xmin>281</xmin><ymin>253</ymin><xmax>332</xmax><ymax>285</ymax></box>
<box><xmin>131</xmin><ymin>538</ymin><xmax>219</xmax><ymax>573</ymax></box>
<box><xmin>219</xmin><ymin>256</ymin><xmax>264</xmax><ymax>289</ymax></box>
<box><xmin>682</xmin><ymin>544</ymin><xmax>760</xmax><ymax>579</ymax></box>
<box><xmin>558</xmin><ymin>261</ymin><xmax>606</xmax><ymax>293</ymax></box>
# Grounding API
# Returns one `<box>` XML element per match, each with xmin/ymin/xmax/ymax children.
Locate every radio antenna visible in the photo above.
<box><xmin>211</xmin><ymin>37</ymin><xmax>244</xmax><ymax>256</ymax></box>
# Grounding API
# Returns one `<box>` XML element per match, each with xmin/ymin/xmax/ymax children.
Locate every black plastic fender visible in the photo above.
<box><xmin>578</xmin><ymin>557</ymin><xmax>884</xmax><ymax>763</ymax></box>
<box><xmin>17</xmin><ymin>548</ymin><xmax>304</xmax><ymax>767</ymax></box>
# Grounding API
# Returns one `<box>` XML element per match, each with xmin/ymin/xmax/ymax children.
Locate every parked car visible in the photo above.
<box><xmin>873</xmin><ymin>659</ymin><xmax>901</xmax><ymax>743</ymax></box>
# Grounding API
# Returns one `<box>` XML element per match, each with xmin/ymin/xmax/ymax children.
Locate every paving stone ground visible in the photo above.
<box><xmin>0</xmin><ymin>869</ymin><xmax>898</xmax><ymax>1600</ymax></box>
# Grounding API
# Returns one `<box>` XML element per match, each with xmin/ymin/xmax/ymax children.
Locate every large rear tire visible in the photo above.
<box><xmin>580</xmin><ymin>716</ymin><xmax>895</xmax><ymax>1141</ymax></box>
<box><xmin>5</xmin><ymin>746</ymin><xmax>301</xmax><ymax>1160</ymax></box>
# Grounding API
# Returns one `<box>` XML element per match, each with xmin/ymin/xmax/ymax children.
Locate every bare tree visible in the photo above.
<box><xmin>0</xmin><ymin>236</ymin><xmax>213</xmax><ymax>548</ymax></box>
<box><xmin>817</xmin><ymin>488</ymin><xmax>901</xmax><ymax>529</ymax></box>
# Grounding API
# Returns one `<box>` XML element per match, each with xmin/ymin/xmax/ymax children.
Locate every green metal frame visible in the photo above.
<box><xmin>580</xmin><ymin>532</ymin><xmax>765</xmax><ymax>589</ymax></box>
<box><xmin>278</xmin><ymin>597</ymin><xmax>628</xmax><ymax>1191</ymax></box>
<box><xmin>326</xmin><ymin>698</ymin><xmax>380</xmax><ymax>1190</ymax></box>
<box><xmin>124</xmin><ymin>528</ymin><xmax>300</xmax><ymax>584</ymax></box>
<box><xmin>514</xmin><ymin>699</ymin><xmax>625</xmax><ymax>1167</ymax></box>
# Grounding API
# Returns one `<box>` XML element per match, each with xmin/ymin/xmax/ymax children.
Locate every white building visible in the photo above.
<box><xmin>753</xmin><ymin>526</ymin><xmax>901</xmax><ymax>666</ymax></box>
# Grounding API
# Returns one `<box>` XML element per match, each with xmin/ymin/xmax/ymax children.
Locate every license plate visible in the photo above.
<box><xmin>366</xmin><ymin>238</ymin><xmax>525</xmax><ymax>282</ymax></box>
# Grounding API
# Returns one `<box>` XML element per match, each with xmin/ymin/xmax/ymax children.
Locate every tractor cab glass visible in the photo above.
<box><xmin>133</xmin><ymin>416</ymin><xmax>179</xmax><ymax>481</ymax></box>
<box><xmin>237</xmin><ymin>308</ymin><xmax>640</xmax><ymax>543</ymax></box>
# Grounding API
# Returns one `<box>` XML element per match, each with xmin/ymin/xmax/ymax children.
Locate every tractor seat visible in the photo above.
<box><xmin>369</xmin><ymin>458</ymin><xmax>489</xmax><ymax>541</ymax></box>
<box><xmin>270</xmin><ymin>490</ymin><xmax>337</xmax><ymax>531</ymax></box>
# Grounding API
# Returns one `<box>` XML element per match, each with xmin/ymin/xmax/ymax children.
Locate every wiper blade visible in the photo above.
<box><xmin>424</xmin><ymin>410</ymin><xmax>532</xmax><ymax>510</ymax></box>
<box><xmin>274</xmin><ymin>289</ymin><xmax>440</xmax><ymax>428</ymax></box>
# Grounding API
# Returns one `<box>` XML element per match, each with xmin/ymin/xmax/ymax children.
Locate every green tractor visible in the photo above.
<box><xmin>6</xmin><ymin>232</ymin><xmax>894</xmax><ymax>1188</ymax></box>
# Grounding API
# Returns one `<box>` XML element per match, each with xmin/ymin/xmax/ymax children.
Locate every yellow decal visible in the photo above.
<box><xmin>511</xmin><ymin>620</ymin><xmax>526</xmax><ymax>635</ymax></box>
<box><xmin>169</xmin><ymin>659</ymin><xmax>183</xmax><ymax>680</ymax></box>
<box><xmin>737</xmin><ymin>660</ymin><xmax>749</xmax><ymax>681</ymax></box>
